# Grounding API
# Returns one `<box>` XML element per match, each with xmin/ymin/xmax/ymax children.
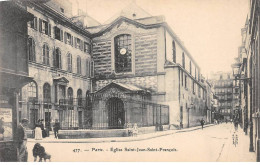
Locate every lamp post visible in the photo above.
<box><xmin>232</xmin><ymin>61</ymin><xmax>253</xmax><ymax>152</ymax></box>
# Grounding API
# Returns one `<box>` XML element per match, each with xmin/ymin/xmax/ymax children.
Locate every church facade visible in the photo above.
<box><xmin>18</xmin><ymin>0</ymin><xmax>207</xmax><ymax>130</ymax></box>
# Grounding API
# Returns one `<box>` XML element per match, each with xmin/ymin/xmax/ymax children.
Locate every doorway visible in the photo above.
<box><xmin>106</xmin><ymin>97</ymin><xmax>125</xmax><ymax>129</ymax></box>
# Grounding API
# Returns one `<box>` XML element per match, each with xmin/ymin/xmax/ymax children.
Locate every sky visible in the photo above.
<box><xmin>71</xmin><ymin>0</ymin><xmax>249</xmax><ymax>77</ymax></box>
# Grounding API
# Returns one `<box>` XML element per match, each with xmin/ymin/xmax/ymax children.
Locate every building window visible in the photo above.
<box><xmin>54</xmin><ymin>26</ymin><xmax>63</xmax><ymax>41</ymax></box>
<box><xmin>185</xmin><ymin>75</ymin><xmax>187</xmax><ymax>89</ymax></box>
<box><xmin>75</xmin><ymin>38</ymin><xmax>83</xmax><ymax>50</ymax></box>
<box><xmin>84</xmin><ymin>42</ymin><xmax>91</xmax><ymax>54</ymax></box>
<box><xmin>193</xmin><ymin>81</ymin><xmax>195</xmax><ymax>94</ymax></box>
<box><xmin>54</xmin><ymin>48</ymin><xmax>62</xmax><ymax>69</ymax></box>
<box><xmin>39</xmin><ymin>19</ymin><xmax>51</xmax><ymax>36</ymax></box>
<box><xmin>28</xmin><ymin>38</ymin><xmax>36</xmax><ymax>62</ymax></box>
<box><xmin>67</xmin><ymin>87</ymin><xmax>73</xmax><ymax>108</ymax></box>
<box><xmin>190</xmin><ymin>61</ymin><xmax>192</xmax><ymax>75</ymax></box>
<box><xmin>27</xmin><ymin>82</ymin><xmax>37</xmax><ymax>98</ymax></box>
<box><xmin>42</xmin><ymin>44</ymin><xmax>50</xmax><ymax>65</ymax></box>
<box><xmin>172</xmin><ymin>41</ymin><xmax>176</xmax><ymax>63</ymax></box>
<box><xmin>181</xmin><ymin>71</ymin><xmax>183</xmax><ymax>86</ymax></box>
<box><xmin>29</xmin><ymin>16</ymin><xmax>37</xmax><ymax>30</ymax></box>
<box><xmin>195</xmin><ymin>68</ymin><xmax>197</xmax><ymax>79</ymax></box>
<box><xmin>43</xmin><ymin>83</ymin><xmax>51</xmax><ymax>103</ymax></box>
<box><xmin>77</xmin><ymin>56</ymin><xmax>81</xmax><ymax>74</ymax></box>
<box><xmin>114</xmin><ymin>34</ymin><xmax>132</xmax><ymax>73</ymax></box>
<box><xmin>67</xmin><ymin>53</ymin><xmax>72</xmax><ymax>72</ymax></box>
<box><xmin>182</xmin><ymin>52</ymin><xmax>185</xmax><ymax>69</ymax></box>
<box><xmin>65</xmin><ymin>32</ymin><xmax>73</xmax><ymax>45</ymax></box>
<box><xmin>77</xmin><ymin>89</ymin><xmax>82</xmax><ymax>107</ymax></box>
<box><xmin>60</xmin><ymin>8</ymin><xmax>64</xmax><ymax>13</ymax></box>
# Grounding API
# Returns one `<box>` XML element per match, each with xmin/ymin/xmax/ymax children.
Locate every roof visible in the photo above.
<box><xmin>103</xmin><ymin>1</ymin><xmax>152</xmax><ymax>24</ymax></box>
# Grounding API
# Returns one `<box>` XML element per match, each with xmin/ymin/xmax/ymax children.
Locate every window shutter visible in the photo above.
<box><xmin>71</xmin><ymin>36</ymin><xmax>73</xmax><ymax>46</ymax></box>
<box><xmin>53</xmin><ymin>47</ymin><xmax>56</xmax><ymax>67</ymax></box>
<box><xmin>86</xmin><ymin>59</ymin><xmax>89</xmax><ymax>77</ymax></box>
<box><xmin>64</xmin><ymin>32</ymin><xmax>67</xmax><ymax>44</ymax></box>
<box><xmin>80</xmin><ymin>40</ymin><xmax>83</xmax><ymax>51</ymax></box>
<box><xmin>90</xmin><ymin>60</ymin><xmax>94</xmax><ymax>78</ymax></box>
<box><xmin>35</xmin><ymin>17</ymin><xmax>38</xmax><ymax>31</ymax></box>
<box><xmin>75</xmin><ymin>37</ymin><xmax>77</xmax><ymax>48</ymax></box>
<box><xmin>60</xmin><ymin>30</ymin><xmax>63</xmax><ymax>42</ymax></box>
<box><xmin>39</xmin><ymin>18</ymin><xmax>42</xmax><ymax>32</ymax></box>
<box><xmin>59</xmin><ymin>52</ymin><xmax>62</xmax><ymax>69</ymax></box>
<box><xmin>48</xmin><ymin>24</ymin><xmax>51</xmax><ymax>37</ymax></box>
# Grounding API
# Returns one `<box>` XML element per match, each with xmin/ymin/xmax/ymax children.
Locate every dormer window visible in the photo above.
<box><xmin>60</xmin><ymin>8</ymin><xmax>64</xmax><ymax>13</ymax></box>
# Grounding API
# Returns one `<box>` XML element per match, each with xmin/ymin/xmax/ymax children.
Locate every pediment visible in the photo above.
<box><xmin>53</xmin><ymin>77</ymin><xmax>69</xmax><ymax>85</ymax></box>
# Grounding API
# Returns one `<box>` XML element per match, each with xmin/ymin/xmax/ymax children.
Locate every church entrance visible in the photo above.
<box><xmin>106</xmin><ymin>97</ymin><xmax>125</xmax><ymax>129</ymax></box>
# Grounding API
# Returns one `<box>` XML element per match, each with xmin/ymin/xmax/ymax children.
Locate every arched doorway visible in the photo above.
<box><xmin>106</xmin><ymin>97</ymin><xmax>125</xmax><ymax>129</ymax></box>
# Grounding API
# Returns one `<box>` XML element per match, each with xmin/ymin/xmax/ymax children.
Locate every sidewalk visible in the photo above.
<box><xmin>28</xmin><ymin>124</ymin><xmax>214</xmax><ymax>143</ymax></box>
<box><xmin>217</xmin><ymin>124</ymin><xmax>256</xmax><ymax>162</ymax></box>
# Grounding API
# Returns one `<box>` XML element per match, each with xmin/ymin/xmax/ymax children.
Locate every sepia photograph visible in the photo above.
<box><xmin>0</xmin><ymin>0</ymin><xmax>259</xmax><ymax>162</ymax></box>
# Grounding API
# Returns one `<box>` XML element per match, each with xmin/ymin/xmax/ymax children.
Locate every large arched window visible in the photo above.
<box><xmin>114</xmin><ymin>34</ymin><xmax>132</xmax><ymax>73</ymax></box>
<box><xmin>67</xmin><ymin>87</ymin><xmax>73</xmax><ymax>107</ymax></box>
<box><xmin>77</xmin><ymin>89</ymin><xmax>82</xmax><ymax>107</ymax></box>
<box><xmin>42</xmin><ymin>43</ymin><xmax>50</xmax><ymax>65</ymax></box>
<box><xmin>77</xmin><ymin>56</ymin><xmax>81</xmax><ymax>74</ymax></box>
<box><xmin>67</xmin><ymin>53</ymin><xmax>72</xmax><ymax>72</ymax></box>
<box><xmin>172</xmin><ymin>41</ymin><xmax>176</xmax><ymax>63</ymax></box>
<box><xmin>54</xmin><ymin>48</ymin><xmax>62</xmax><ymax>69</ymax></box>
<box><xmin>28</xmin><ymin>38</ymin><xmax>36</xmax><ymax>62</ymax></box>
<box><xmin>182</xmin><ymin>52</ymin><xmax>185</xmax><ymax>69</ymax></box>
<box><xmin>27</xmin><ymin>81</ymin><xmax>37</xmax><ymax>98</ymax></box>
<box><xmin>43</xmin><ymin>83</ymin><xmax>51</xmax><ymax>103</ymax></box>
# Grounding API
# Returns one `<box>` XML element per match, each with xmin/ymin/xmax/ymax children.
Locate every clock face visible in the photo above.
<box><xmin>120</xmin><ymin>48</ymin><xmax>127</xmax><ymax>55</ymax></box>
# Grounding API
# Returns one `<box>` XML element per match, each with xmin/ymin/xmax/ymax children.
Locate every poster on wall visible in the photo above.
<box><xmin>0</xmin><ymin>108</ymin><xmax>13</xmax><ymax>141</ymax></box>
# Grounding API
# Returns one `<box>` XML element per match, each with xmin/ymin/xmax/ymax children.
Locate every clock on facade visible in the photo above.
<box><xmin>120</xmin><ymin>48</ymin><xmax>127</xmax><ymax>55</ymax></box>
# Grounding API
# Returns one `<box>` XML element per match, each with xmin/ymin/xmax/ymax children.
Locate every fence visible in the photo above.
<box><xmin>19</xmin><ymin>94</ymin><xmax>169</xmax><ymax>130</ymax></box>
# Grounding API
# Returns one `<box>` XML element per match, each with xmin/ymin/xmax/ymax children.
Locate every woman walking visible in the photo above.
<box><xmin>34</xmin><ymin>119</ymin><xmax>42</xmax><ymax>140</ymax></box>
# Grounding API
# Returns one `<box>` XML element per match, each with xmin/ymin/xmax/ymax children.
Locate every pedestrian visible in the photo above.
<box><xmin>35</xmin><ymin>119</ymin><xmax>42</xmax><ymax>140</ymax></box>
<box><xmin>0</xmin><ymin>117</ymin><xmax>5</xmax><ymax>141</ymax></box>
<box><xmin>234</xmin><ymin>119</ymin><xmax>239</xmax><ymax>131</ymax></box>
<box><xmin>53</xmin><ymin>119</ymin><xmax>60</xmax><ymax>139</ymax></box>
<box><xmin>16</xmin><ymin>118</ymin><xmax>29</xmax><ymax>162</ymax></box>
<box><xmin>118</xmin><ymin>118</ymin><xmax>122</xmax><ymax>128</ymax></box>
<box><xmin>132</xmin><ymin>123</ymin><xmax>138</xmax><ymax>137</ymax></box>
<box><xmin>200</xmin><ymin>118</ymin><xmax>205</xmax><ymax>130</ymax></box>
<box><xmin>126</xmin><ymin>122</ymin><xmax>132</xmax><ymax>136</ymax></box>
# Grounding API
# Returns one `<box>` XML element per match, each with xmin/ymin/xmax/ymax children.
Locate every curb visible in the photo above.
<box><xmin>27</xmin><ymin>124</ymin><xmax>215</xmax><ymax>143</ymax></box>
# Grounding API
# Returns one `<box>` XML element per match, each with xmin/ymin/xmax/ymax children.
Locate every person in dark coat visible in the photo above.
<box><xmin>16</xmin><ymin>118</ymin><xmax>29</xmax><ymax>162</ymax></box>
<box><xmin>53</xmin><ymin>120</ymin><xmax>60</xmax><ymax>139</ymax></box>
<box><xmin>200</xmin><ymin>118</ymin><xmax>205</xmax><ymax>130</ymax></box>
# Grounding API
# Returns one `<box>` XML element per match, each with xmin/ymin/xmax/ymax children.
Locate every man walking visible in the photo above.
<box><xmin>200</xmin><ymin>118</ymin><xmax>205</xmax><ymax>130</ymax></box>
<box><xmin>16</xmin><ymin>118</ymin><xmax>29</xmax><ymax>162</ymax></box>
<box><xmin>53</xmin><ymin>119</ymin><xmax>60</xmax><ymax>139</ymax></box>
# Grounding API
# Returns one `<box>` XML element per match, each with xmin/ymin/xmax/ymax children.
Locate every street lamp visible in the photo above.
<box><xmin>231</xmin><ymin>61</ymin><xmax>253</xmax><ymax>152</ymax></box>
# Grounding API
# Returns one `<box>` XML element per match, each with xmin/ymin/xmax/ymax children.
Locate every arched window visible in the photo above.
<box><xmin>54</xmin><ymin>48</ymin><xmax>62</xmax><ymax>69</ymax></box>
<box><xmin>28</xmin><ymin>38</ymin><xmax>36</xmax><ymax>62</ymax></box>
<box><xmin>42</xmin><ymin>43</ymin><xmax>50</xmax><ymax>65</ymax></box>
<box><xmin>67</xmin><ymin>53</ymin><xmax>72</xmax><ymax>72</ymax></box>
<box><xmin>67</xmin><ymin>87</ymin><xmax>73</xmax><ymax>106</ymax></box>
<box><xmin>77</xmin><ymin>56</ymin><xmax>81</xmax><ymax>74</ymax></box>
<box><xmin>43</xmin><ymin>83</ymin><xmax>51</xmax><ymax>103</ymax></box>
<box><xmin>27</xmin><ymin>81</ymin><xmax>37</xmax><ymax>98</ymax></box>
<box><xmin>114</xmin><ymin>34</ymin><xmax>132</xmax><ymax>73</ymax></box>
<box><xmin>182</xmin><ymin>52</ymin><xmax>185</xmax><ymax>69</ymax></box>
<box><xmin>172</xmin><ymin>41</ymin><xmax>176</xmax><ymax>63</ymax></box>
<box><xmin>77</xmin><ymin>89</ymin><xmax>82</xmax><ymax>106</ymax></box>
